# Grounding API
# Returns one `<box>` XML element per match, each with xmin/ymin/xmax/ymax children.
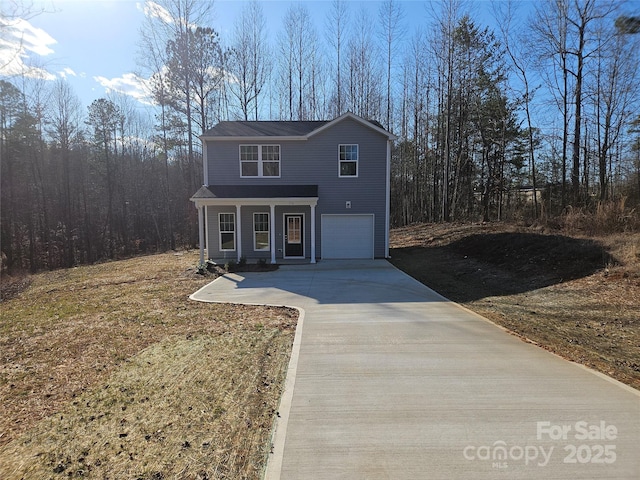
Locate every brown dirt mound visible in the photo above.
<box><xmin>449</xmin><ymin>232</ymin><xmax>615</xmax><ymax>282</ymax></box>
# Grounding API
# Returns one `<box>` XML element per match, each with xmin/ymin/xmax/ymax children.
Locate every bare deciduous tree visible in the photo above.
<box><xmin>46</xmin><ymin>79</ymin><xmax>83</xmax><ymax>266</ymax></box>
<box><xmin>228</xmin><ymin>0</ymin><xmax>269</xmax><ymax>120</ymax></box>
<box><xmin>590</xmin><ymin>12</ymin><xmax>640</xmax><ymax>200</ymax></box>
<box><xmin>277</xmin><ymin>4</ymin><xmax>321</xmax><ymax>120</ymax></box>
<box><xmin>378</xmin><ymin>0</ymin><xmax>405</xmax><ymax>131</ymax></box>
<box><xmin>325</xmin><ymin>0</ymin><xmax>349</xmax><ymax>117</ymax></box>
<box><xmin>346</xmin><ymin>8</ymin><xmax>382</xmax><ymax>120</ymax></box>
<box><xmin>493</xmin><ymin>0</ymin><xmax>540</xmax><ymax>218</ymax></box>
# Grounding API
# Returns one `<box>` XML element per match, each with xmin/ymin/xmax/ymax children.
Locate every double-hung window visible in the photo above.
<box><xmin>240</xmin><ymin>146</ymin><xmax>259</xmax><ymax>177</ymax></box>
<box><xmin>339</xmin><ymin>144</ymin><xmax>358</xmax><ymax>177</ymax></box>
<box><xmin>261</xmin><ymin>145</ymin><xmax>280</xmax><ymax>177</ymax></box>
<box><xmin>219</xmin><ymin>213</ymin><xmax>235</xmax><ymax>251</ymax></box>
<box><xmin>253</xmin><ymin>213</ymin><xmax>270</xmax><ymax>251</ymax></box>
<box><xmin>240</xmin><ymin>145</ymin><xmax>280</xmax><ymax>177</ymax></box>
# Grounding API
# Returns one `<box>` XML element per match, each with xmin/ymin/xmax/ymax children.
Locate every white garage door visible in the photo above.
<box><xmin>321</xmin><ymin>214</ymin><xmax>374</xmax><ymax>259</ymax></box>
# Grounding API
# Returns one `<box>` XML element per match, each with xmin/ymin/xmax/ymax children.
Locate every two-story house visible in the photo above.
<box><xmin>190</xmin><ymin>112</ymin><xmax>396</xmax><ymax>264</ymax></box>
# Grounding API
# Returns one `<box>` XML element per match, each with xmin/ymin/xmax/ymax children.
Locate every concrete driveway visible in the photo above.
<box><xmin>190</xmin><ymin>260</ymin><xmax>640</xmax><ymax>480</ymax></box>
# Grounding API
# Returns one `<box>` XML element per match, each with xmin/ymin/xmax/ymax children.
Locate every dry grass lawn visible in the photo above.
<box><xmin>0</xmin><ymin>252</ymin><xmax>297</xmax><ymax>479</ymax></box>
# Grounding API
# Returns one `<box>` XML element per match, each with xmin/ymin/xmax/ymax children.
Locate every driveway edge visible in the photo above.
<box><xmin>388</xmin><ymin>261</ymin><xmax>640</xmax><ymax>397</ymax></box>
<box><xmin>189</xmin><ymin>275</ymin><xmax>306</xmax><ymax>480</ymax></box>
<box><xmin>262</xmin><ymin>306</ymin><xmax>304</xmax><ymax>480</ymax></box>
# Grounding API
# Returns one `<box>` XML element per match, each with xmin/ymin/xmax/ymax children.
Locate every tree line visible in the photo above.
<box><xmin>1</xmin><ymin>0</ymin><xmax>639</xmax><ymax>274</ymax></box>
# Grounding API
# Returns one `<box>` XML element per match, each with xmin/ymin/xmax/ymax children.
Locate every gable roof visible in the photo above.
<box><xmin>204</xmin><ymin>121</ymin><xmax>329</xmax><ymax>138</ymax></box>
<box><xmin>201</xmin><ymin>112</ymin><xmax>397</xmax><ymax>141</ymax></box>
<box><xmin>307</xmin><ymin>112</ymin><xmax>397</xmax><ymax>140</ymax></box>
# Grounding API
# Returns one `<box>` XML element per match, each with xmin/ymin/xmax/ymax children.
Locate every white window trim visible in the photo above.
<box><xmin>338</xmin><ymin>144</ymin><xmax>359</xmax><ymax>178</ymax></box>
<box><xmin>219</xmin><ymin>212</ymin><xmax>236</xmax><ymax>251</ymax></box>
<box><xmin>239</xmin><ymin>144</ymin><xmax>281</xmax><ymax>178</ymax></box>
<box><xmin>253</xmin><ymin>212</ymin><xmax>270</xmax><ymax>251</ymax></box>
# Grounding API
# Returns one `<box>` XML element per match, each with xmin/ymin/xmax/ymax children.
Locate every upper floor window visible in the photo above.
<box><xmin>240</xmin><ymin>145</ymin><xmax>280</xmax><ymax>177</ymax></box>
<box><xmin>339</xmin><ymin>144</ymin><xmax>358</xmax><ymax>177</ymax></box>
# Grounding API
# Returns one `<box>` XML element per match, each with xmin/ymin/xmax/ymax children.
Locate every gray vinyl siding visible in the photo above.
<box><xmin>241</xmin><ymin>207</ymin><xmax>271</xmax><ymax>259</ymax></box>
<box><xmin>205</xmin><ymin>206</ymin><xmax>237</xmax><ymax>260</ymax></box>
<box><xmin>205</xmin><ymin>205</ymin><xmax>312</xmax><ymax>260</ymax></box>
<box><xmin>205</xmin><ymin>117</ymin><xmax>388</xmax><ymax>258</ymax></box>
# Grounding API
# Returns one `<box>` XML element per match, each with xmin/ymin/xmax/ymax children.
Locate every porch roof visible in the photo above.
<box><xmin>191</xmin><ymin>184</ymin><xmax>318</xmax><ymax>199</ymax></box>
<box><xmin>191</xmin><ymin>185</ymin><xmax>319</xmax><ymax>207</ymax></box>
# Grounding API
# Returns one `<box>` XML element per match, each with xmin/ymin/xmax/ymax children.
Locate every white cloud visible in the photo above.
<box><xmin>137</xmin><ymin>1</ymin><xmax>173</xmax><ymax>24</ymax></box>
<box><xmin>58</xmin><ymin>67</ymin><xmax>77</xmax><ymax>78</ymax></box>
<box><xmin>94</xmin><ymin>73</ymin><xmax>154</xmax><ymax>105</ymax></box>
<box><xmin>0</xmin><ymin>16</ymin><xmax>57</xmax><ymax>79</ymax></box>
<box><xmin>7</xmin><ymin>17</ymin><xmax>56</xmax><ymax>56</ymax></box>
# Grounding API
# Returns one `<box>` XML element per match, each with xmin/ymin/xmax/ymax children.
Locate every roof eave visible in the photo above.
<box><xmin>199</xmin><ymin>135</ymin><xmax>308</xmax><ymax>142</ymax></box>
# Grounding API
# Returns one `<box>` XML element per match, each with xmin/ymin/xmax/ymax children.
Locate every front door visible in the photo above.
<box><xmin>284</xmin><ymin>214</ymin><xmax>304</xmax><ymax>257</ymax></box>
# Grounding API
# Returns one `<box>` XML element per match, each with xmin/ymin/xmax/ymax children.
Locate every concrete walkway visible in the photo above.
<box><xmin>190</xmin><ymin>260</ymin><xmax>640</xmax><ymax>480</ymax></box>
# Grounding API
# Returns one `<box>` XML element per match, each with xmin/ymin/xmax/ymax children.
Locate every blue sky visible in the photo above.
<box><xmin>2</xmin><ymin>0</ymin><xmax>510</xmax><ymax>109</ymax></box>
<box><xmin>3</xmin><ymin>0</ymin><xmax>264</xmax><ymax>105</ymax></box>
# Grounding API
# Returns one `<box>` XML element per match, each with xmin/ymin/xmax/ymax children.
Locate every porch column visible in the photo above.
<box><xmin>270</xmin><ymin>204</ymin><xmax>276</xmax><ymax>264</ymax></box>
<box><xmin>310</xmin><ymin>203</ymin><xmax>316</xmax><ymax>264</ymax></box>
<box><xmin>236</xmin><ymin>204</ymin><xmax>242</xmax><ymax>262</ymax></box>
<box><xmin>197</xmin><ymin>205</ymin><xmax>205</xmax><ymax>265</ymax></box>
<box><xmin>204</xmin><ymin>205</ymin><xmax>209</xmax><ymax>261</ymax></box>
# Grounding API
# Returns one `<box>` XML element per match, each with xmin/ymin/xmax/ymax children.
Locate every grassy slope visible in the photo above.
<box><xmin>0</xmin><ymin>252</ymin><xmax>297</xmax><ymax>479</ymax></box>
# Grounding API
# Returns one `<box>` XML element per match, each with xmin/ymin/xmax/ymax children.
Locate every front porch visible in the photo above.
<box><xmin>190</xmin><ymin>185</ymin><xmax>319</xmax><ymax>265</ymax></box>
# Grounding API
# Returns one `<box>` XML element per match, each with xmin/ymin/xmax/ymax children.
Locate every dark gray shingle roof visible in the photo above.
<box><xmin>203</xmin><ymin>121</ymin><xmax>329</xmax><ymax>137</ymax></box>
<box><xmin>191</xmin><ymin>185</ymin><xmax>318</xmax><ymax>199</ymax></box>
